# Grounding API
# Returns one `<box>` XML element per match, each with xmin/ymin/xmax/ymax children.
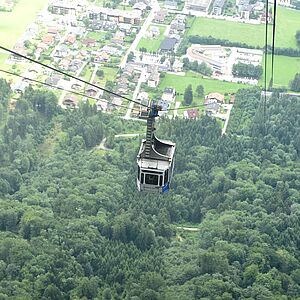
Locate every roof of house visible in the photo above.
<box><xmin>90</xmin><ymin>6</ymin><xmax>142</xmax><ymax>19</ymax></box>
<box><xmin>185</xmin><ymin>108</ymin><xmax>199</xmax><ymax>119</ymax></box>
<box><xmin>82</xmin><ymin>38</ymin><xmax>96</xmax><ymax>45</ymax></box>
<box><xmin>164</xmin><ymin>87</ymin><xmax>175</xmax><ymax>94</ymax></box>
<box><xmin>45</xmin><ymin>75</ymin><xmax>61</xmax><ymax>86</ymax></box>
<box><xmin>213</xmin><ymin>0</ymin><xmax>225</xmax><ymax>7</ymax></box>
<box><xmin>63</xmin><ymin>95</ymin><xmax>78</xmax><ymax>104</ymax></box>
<box><xmin>205</xmin><ymin>102</ymin><xmax>220</xmax><ymax>111</ymax></box>
<box><xmin>42</xmin><ymin>34</ymin><xmax>54</xmax><ymax>44</ymax></box>
<box><xmin>206</xmin><ymin>92</ymin><xmax>224</xmax><ymax>103</ymax></box>
<box><xmin>65</xmin><ymin>34</ymin><xmax>76</xmax><ymax>44</ymax></box>
<box><xmin>187</xmin><ymin>0</ymin><xmax>212</xmax><ymax>7</ymax></box>
<box><xmin>149</xmin><ymin>72</ymin><xmax>160</xmax><ymax>82</ymax></box>
<box><xmin>48</xmin><ymin>27</ymin><xmax>59</xmax><ymax>34</ymax></box>
<box><xmin>133</xmin><ymin>2</ymin><xmax>147</xmax><ymax>10</ymax></box>
<box><xmin>160</xmin><ymin>37</ymin><xmax>177</xmax><ymax>51</ymax></box>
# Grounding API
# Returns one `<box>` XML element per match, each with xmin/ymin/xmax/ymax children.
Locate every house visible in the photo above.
<box><xmin>48</xmin><ymin>27</ymin><xmax>59</xmax><ymax>35</ymax></box>
<box><xmin>260</xmin><ymin>12</ymin><xmax>272</xmax><ymax>23</ymax></box>
<box><xmin>240</xmin><ymin>4</ymin><xmax>252</xmax><ymax>19</ymax></box>
<box><xmin>12</xmin><ymin>43</ymin><xmax>27</xmax><ymax>61</ymax></box>
<box><xmin>205</xmin><ymin>102</ymin><xmax>220</xmax><ymax>115</ymax></box>
<box><xmin>112</xmin><ymin>97</ymin><xmax>123</xmax><ymax>109</ymax></box>
<box><xmin>123</xmin><ymin>64</ymin><xmax>135</xmax><ymax>76</ymax></box>
<box><xmin>54</xmin><ymin>45</ymin><xmax>69</xmax><ymax>57</ymax></box>
<box><xmin>94</xmin><ymin>51</ymin><xmax>110</xmax><ymax>62</ymax></box>
<box><xmin>205</xmin><ymin>92</ymin><xmax>225</xmax><ymax>104</ymax></box>
<box><xmin>133</xmin><ymin>2</ymin><xmax>147</xmax><ymax>11</ymax></box>
<box><xmin>165</xmin><ymin>0</ymin><xmax>178</xmax><ymax>9</ymax></box>
<box><xmin>172</xmin><ymin>59</ymin><xmax>183</xmax><ymax>72</ymax></box>
<box><xmin>50</xmin><ymin>1</ymin><xmax>76</xmax><ymax>15</ymax></box>
<box><xmin>170</xmin><ymin>21</ymin><xmax>185</xmax><ymax>32</ymax></box>
<box><xmin>147</xmin><ymin>72</ymin><xmax>160</xmax><ymax>87</ymax></box>
<box><xmin>88</xmin><ymin>7</ymin><xmax>142</xmax><ymax>25</ymax></box>
<box><xmin>154</xmin><ymin>10</ymin><xmax>168</xmax><ymax>23</ymax></box>
<box><xmin>59</xmin><ymin>59</ymin><xmax>71</xmax><ymax>70</ymax></box>
<box><xmin>86</xmin><ymin>86</ymin><xmax>99</xmax><ymax>97</ymax></box>
<box><xmin>42</xmin><ymin>34</ymin><xmax>55</xmax><ymax>45</ymax></box>
<box><xmin>119</xmin><ymin>23</ymin><xmax>132</xmax><ymax>34</ymax></box>
<box><xmin>102</xmin><ymin>45</ymin><xmax>120</xmax><ymax>55</ymax></box>
<box><xmin>65</xmin><ymin>34</ymin><xmax>76</xmax><ymax>44</ymax></box>
<box><xmin>69</xmin><ymin>60</ymin><xmax>82</xmax><ymax>72</ymax></box>
<box><xmin>112</xmin><ymin>31</ymin><xmax>125</xmax><ymax>45</ymax></box>
<box><xmin>158</xmin><ymin>99</ymin><xmax>169</xmax><ymax>111</ymax></box>
<box><xmin>184</xmin><ymin>108</ymin><xmax>199</xmax><ymax>119</ymax></box>
<box><xmin>12</xmin><ymin>81</ymin><xmax>29</xmax><ymax>93</ymax></box>
<box><xmin>45</xmin><ymin>75</ymin><xmax>61</xmax><ymax>86</ymax></box>
<box><xmin>96</xmin><ymin>99</ymin><xmax>108</xmax><ymax>111</ymax></box>
<box><xmin>186</xmin><ymin>0</ymin><xmax>213</xmax><ymax>12</ymax></box>
<box><xmin>162</xmin><ymin>87</ymin><xmax>176</xmax><ymax>102</ymax></box>
<box><xmin>71</xmin><ymin>82</ymin><xmax>84</xmax><ymax>90</ymax></box>
<box><xmin>137</xmin><ymin>91</ymin><xmax>149</xmax><ymax>102</ymax></box>
<box><xmin>160</xmin><ymin>37</ymin><xmax>177</xmax><ymax>52</ymax></box>
<box><xmin>212</xmin><ymin>0</ymin><xmax>226</xmax><ymax>15</ymax></box>
<box><xmin>36</xmin><ymin>42</ymin><xmax>48</xmax><ymax>53</ymax></box>
<box><xmin>146</xmin><ymin>26</ymin><xmax>160</xmax><ymax>38</ymax></box>
<box><xmin>63</xmin><ymin>95</ymin><xmax>78</xmax><ymax>108</ymax></box>
<box><xmin>82</xmin><ymin>38</ymin><xmax>97</xmax><ymax>47</ymax></box>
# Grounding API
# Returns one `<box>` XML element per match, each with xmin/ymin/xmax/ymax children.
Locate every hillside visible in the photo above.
<box><xmin>0</xmin><ymin>80</ymin><xmax>299</xmax><ymax>299</ymax></box>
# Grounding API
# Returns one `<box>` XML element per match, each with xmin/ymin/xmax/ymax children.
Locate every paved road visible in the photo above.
<box><xmin>176</xmin><ymin>226</ymin><xmax>200</xmax><ymax>232</ymax></box>
<box><xmin>58</xmin><ymin>61</ymin><xmax>87</xmax><ymax>107</ymax></box>
<box><xmin>221</xmin><ymin>104</ymin><xmax>233</xmax><ymax>135</ymax></box>
<box><xmin>115</xmin><ymin>133</ymin><xmax>144</xmax><ymax>138</ymax></box>
<box><xmin>124</xmin><ymin>68</ymin><xmax>146</xmax><ymax>119</ymax></box>
<box><xmin>120</xmin><ymin>0</ymin><xmax>160</xmax><ymax>69</ymax></box>
<box><xmin>173</xmin><ymin>101</ymin><xmax>181</xmax><ymax>118</ymax></box>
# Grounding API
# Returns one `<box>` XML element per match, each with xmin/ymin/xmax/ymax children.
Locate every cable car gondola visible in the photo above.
<box><xmin>137</xmin><ymin>102</ymin><xmax>176</xmax><ymax>193</ymax></box>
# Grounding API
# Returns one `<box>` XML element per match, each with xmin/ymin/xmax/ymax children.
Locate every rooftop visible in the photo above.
<box><xmin>160</xmin><ymin>37</ymin><xmax>177</xmax><ymax>51</ymax></box>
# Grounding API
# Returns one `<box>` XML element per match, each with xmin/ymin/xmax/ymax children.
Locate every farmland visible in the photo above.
<box><xmin>159</xmin><ymin>72</ymin><xmax>252</xmax><ymax>100</ymax></box>
<box><xmin>0</xmin><ymin>0</ymin><xmax>45</xmax><ymax>48</ymax></box>
<box><xmin>186</xmin><ymin>7</ymin><xmax>300</xmax><ymax>49</ymax></box>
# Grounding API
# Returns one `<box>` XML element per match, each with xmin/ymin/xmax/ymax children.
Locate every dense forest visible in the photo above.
<box><xmin>0</xmin><ymin>78</ymin><xmax>299</xmax><ymax>299</ymax></box>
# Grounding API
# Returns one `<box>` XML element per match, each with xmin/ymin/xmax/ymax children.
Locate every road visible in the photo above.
<box><xmin>120</xmin><ymin>0</ymin><xmax>160</xmax><ymax>68</ymax></box>
<box><xmin>115</xmin><ymin>133</ymin><xmax>144</xmax><ymax>138</ymax></box>
<box><xmin>124</xmin><ymin>68</ymin><xmax>146</xmax><ymax>119</ymax></box>
<box><xmin>82</xmin><ymin>64</ymin><xmax>100</xmax><ymax>103</ymax></box>
<box><xmin>176</xmin><ymin>226</ymin><xmax>200</xmax><ymax>232</ymax></box>
<box><xmin>221</xmin><ymin>104</ymin><xmax>233</xmax><ymax>135</ymax></box>
<box><xmin>173</xmin><ymin>101</ymin><xmax>181</xmax><ymax>118</ymax></box>
<box><xmin>50</xmin><ymin>26</ymin><xmax>71</xmax><ymax>59</ymax></box>
<box><xmin>58</xmin><ymin>61</ymin><xmax>87</xmax><ymax>107</ymax></box>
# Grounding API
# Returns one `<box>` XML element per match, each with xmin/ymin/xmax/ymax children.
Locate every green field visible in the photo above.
<box><xmin>159</xmin><ymin>72</ymin><xmax>252</xmax><ymax>100</ymax></box>
<box><xmin>187</xmin><ymin>7</ymin><xmax>300</xmax><ymax>48</ymax></box>
<box><xmin>138</xmin><ymin>25</ymin><xmax>166</xmax><ymax>52</ymax></box>
<box><xmin>96</xmin><ymin>66</ymin><xmax>119</xmax><ymax>86</ymax></box>
<box><xmin>0</xmin><ymin>0</ymin><xmax>45</xmax><ymax>48</ymax></box>
<box><xmin>86</xmin><ymin>31</ymin><xmax>107</xmax><ymax>41</ymax></box>
<box><xmin>262</xmin><ymin>55</ymin><xmax>300</xmax><ymax>88</ymax></box>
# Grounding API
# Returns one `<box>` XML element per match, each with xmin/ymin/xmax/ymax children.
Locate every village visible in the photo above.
<box><xmin>1</xmin><ymin>0</ymin><xmax>296</xmax><ymax>132</ymax></box>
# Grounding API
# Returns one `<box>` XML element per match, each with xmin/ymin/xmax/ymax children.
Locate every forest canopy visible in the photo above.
<box><xmin>0</xmin><ymin>81</ymin><xmax>299</xmax><ymax>299</ymax></box>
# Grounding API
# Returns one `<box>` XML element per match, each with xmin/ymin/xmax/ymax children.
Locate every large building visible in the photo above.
<box><xmin>88</xmin><ymin>7</ymin><xmax>142</xmax><ymax>25</ymax></box>
<box><xmin>186</xmin><ymin>44</ymin><xmax>227</xmax><ymax>74</ymax></box>
<box><xmin>212</xmin><ymin>0</ymin><xmax>226</xmax><ymax>15</ymax></box>
<box><xmin>185</xmin><ymin>0</ymin><xmax>213</xmax><ymax>12</ymax></box>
